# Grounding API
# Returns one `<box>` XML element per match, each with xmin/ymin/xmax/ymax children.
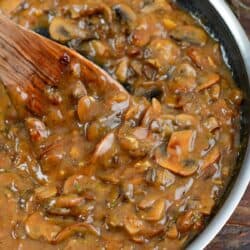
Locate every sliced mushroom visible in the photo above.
<box><xmin>163</xmin><ymin>18</ymin><xmax>177</xmax><ymax>30</ymax></box>
<box><xmin>25</xmin><ymin>212</ymin><xmax>61</xmax><ymax>242</ymax></box>
<box><xmin>201</xmin><ymin>145</ymin><xmax>220</xmax><ymax>170</ymax></box>
<box><xmin>129</xmin><ymin>16</ymin><xmax>152</xmax><ymax>47</ymax></box>
<box><xmin>115</xmin><ymin>57</ymin><xmax>129</xmax><ymax>83</ymax></box>
<box><xmin>199</xmin><ymin>194</ymin><xmax>215</xmax><ymax>215</ymax></box>
<box><xmin>85</xmin><ymin>40</ymin><xmax>111</xmax><ymax>65</ymax></box>
<box><xmin>166</xmin><ymin>224</ymin><xmax>178</xmax><ymax>239</ymax></box>
<box><xmin>77</xmin><ymin>95</ymin><xmax>96</xmax><ymax>123</ymax></box>
<box><xmin>106</xmin><ymin>186</ymin><xmax>120</xmax><ymax>208</ymax></box>
<box><xmin>132</xmin><ymin>127</ymin><xmax>149</xmax><ymax>140</ymax></box>
<box><xmin>86</xmin><ymin>121</ymin><xmax>101</xmax><ymax>142</ymax></box>
<box><xmin>151</xmin><ymin>115</ymin><xmax>175</xmax><ymax>138</ymax></box>
<box><xmin>47</xmin><ymin>207</ymin><xmax>71</xmax><ymax>216</ymax></box>
<box><xmin>147</xmin><ymin>39</ymin><xmax>180</xmax><ymax>72</ymax></box>
<box><xmin>61</xmin><ymin>2</ymin><xmax>112</xmax><ymax>22</ymax></box>
<box><xmin>63</xmin><ymin>175</ymin><xmax>82</xmax><ymax>194</ymax></box>
<box><xmin>71</xmin><ymin>203</ymin><xmax>96</xmax><ymax>217</ymax></box>
<box><xmin>168</xmin><ymin>63</ymin><xmax>197</xmax><ymax>93</ymax></box>
<box><xmin>209</xmin><ymin>84</ymin><xmax>221</xmax><ymax>100</ymax></box>
<box><xmin>55</xmin><ymin>194</ymin><xmax>85</xmax><ymax>208</ymax></box>
<box><xmin>52</xmin><ymin>223</ymin><xmax>100</xmax><ymax>244</ymax></box>
<box><xmin>141</xmin><ymin>0</ymin><xmax>171</xmax><ymax>13</ymax></box>
<box><xmin>119</xmin><ymin>126</ymin><xmax>155</xmax><ymax>158</ymax></box>
<box><xmin>110</xmin><ymin>92</ymin><xmax>129</xmax><ymax>105</ymax></box>
<box><xmin>97</xmin><ymin>160</ymin><xmax>119</xmax><ymax>177</ymax></box>
<box><xmin>196</xmin><ymin>72</ymin><xmax>220</xmax><ymax>91</ymax></box>
<box><xmin>211</xmin><ymin>99</ymin><xmax>234</xmax><ymax>124</ymax></box>
<box><xmin>130</xmin><ymin>60</ymin><xmax>142</xmax><ymax>75</ymax></box>
<box><xmin>135</xmin><ymin>224</ymin><xmax>165</xmax><ymax>239</ymax></box>
<box><xmin>156</xmin><ymin>153</ymin><xmax>198</xmax><ymax>177</ymax></box>
<box><xmin>63</xmin><ymin>174</ymin><xmax>97</xmax><ymax>195</ymax></box>
<box><xmin>113</xmin><ymin>3</ymin><xmax>137</xmax><ymax>27</ymax></box>
<box><xmin>141</xmin><ymin>98</ymin><xmax>162</xmax><ymax>127</ymax></box>
<box><xmin>176</xmin><ymin>211</ymin><xmax>198</xmax><ymax>233</ymax></box>
<box><xmin>230</xmin><ymin>88</ymin><xmax>243</xmax><ymax>106</ymax></box>
<box><xmin>155</xmin><ymin>169</ymin><xmax>175</xmax><ymax>187</ymax></box>
<box><xmin>69</xmin><ymin>145</ymin><xmax>81</xmax><ymax>160</ymax></box>
<box><xmin>155</xmin><ymin>130</ymin><xmax>198</xmax><ymax>176</ymax></box>
<box><xmin>170</xmin><ymin>25</ymin><xmax>208</xmax><ymax>46</ymax></box>
<box><xmin>178</xmin><ymin>213</ymin><xmax>193</xmax><ymax>233</ymax></box>
<box><xmin>203</xmin><ymin>116</ymin><xmax>219</xmax><ymax>132</ymax></box>
<box><xmin>0</xmin><ymin>0</ymin><xmax>24</xmax><ymax>16</ymax></box>
<box><xmin>167</xmin><ymin>130</ymin><xmax>196</xmax><ymax>158</ymax></box>
<box><xmin>34</xmin><ymin>184</ymin><xmax>57</xmax><ymax>200</ymax></box>
<box><xmin>124</xmin><ymin>214</ymin><xmax>144</xmax><ymax>235</ymax></box>
<box><xmin>141</xmin><ymin>199</ymin><xmax>165</xmax><ymax>221</ymax></box>
<box><xmin>64</xmin><ymin>237</ymin><xmax>101</xmax><ymax>250</ymax></box>
<box><xmin>119</xmin><ymin>135</ymin><xmax>139</xmax><ymax>151</ymax></box>
<box><xmin>72</xmin><ymin>80</ymin><xmax>87</xmax><ymax>99</ymax></box>
<box><xmin>26</xmin><ymin>117</ymin><xmax>49</xmax><ymax>142</ymax></box>
<box><xmin>130</xmin><ymin>235</ymin><xmax>145</xmax><ymax>243</ymax></box>
<box><xmin>45</xmin><ymin>108</ymin><xmax>64</xmax><ymax>125</ymax></box>
<box><xmin>40</xmin><ymin>140</ymin><xmax>65</xmax><ymax>172</ymax></box>
<box><xmin>107</xmin><ymin>209</ymin><xmax>124</xmax><ymax>228</ymax></box>
<box><xmin>175</xmin><ymin>114</ymin><xmax>198</xmax><ymax>128</ymax></box>
<box><xmin>165</xmin><ymin>94</ymin><xmax>183</xmax><ymax>109</ymax></box>
<box><xmin>134</xmin><ymin>160</ymin><xmax>152</xmax><ymax>173</ymax></box>
<box><xmin>77</xmin><ymin>2</ymin><xmax>112</xmax><ymax>23</ymax></box>
<box><xmin>138</xmin><ymin>193</ymin><xmax>162</xmax><ymax>209</ymax></box>
<box><xmin>121</xmin><ymin>183</ymin><xmax>134</xmax><ymax>202</ymax></box>
<box><xmin>107</xmin><ymin>204</ymin><xmax>132</xmax><ymax>228</ymax></box>
<box><xmin>125</xmin><ymin>97</ymin><xmax>150</xmax><ymax>123</ymax></box>
<box><xmin>49</xmin><ymin>17</ymin><xmax>92</xmax><ymax>42</ymax></box>
<box><xmin>12</xmin><ymin>221</ymin><xmax>27</xmax><ymax>240</ymax></box>
<box><xmin>187</xmin><ymin>47</ymin><xmax>217</xmax><ymax>70</ymax></box>
<box><xmin>91</xmin><ymin>133</ymin><xmax>115</xmax><ymax>163</ymax></box>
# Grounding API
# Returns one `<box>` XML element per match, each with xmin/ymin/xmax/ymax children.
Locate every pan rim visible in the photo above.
<box><xmin>188</xmin><ymin>0</ymin><xmax>250</xmax><ymax>249</ymax></box>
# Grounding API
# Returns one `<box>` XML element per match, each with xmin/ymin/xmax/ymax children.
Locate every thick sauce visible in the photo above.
<box><xmin>0</xmin><ymin>0</ymin><xmax>243</xmax><ymax>249</ymax></box>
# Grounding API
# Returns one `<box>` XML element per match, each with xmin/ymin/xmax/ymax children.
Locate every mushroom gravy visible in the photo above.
<box><xmin>0</xmin><ymin>0</ymin><xmax>243</xmax><ymax>249</ymax></box>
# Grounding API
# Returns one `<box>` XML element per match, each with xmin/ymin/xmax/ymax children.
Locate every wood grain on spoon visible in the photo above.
<box><xmin>0</xmin><ymin>14</ymin><xmax>129</xmax><ymax>118</ymax></box>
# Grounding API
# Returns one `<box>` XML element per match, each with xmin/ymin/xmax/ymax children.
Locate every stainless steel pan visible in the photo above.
<box><xmin>175</xmin><ymin>0</ymin><xmax>250</xmax><ymax>249</ymax></box>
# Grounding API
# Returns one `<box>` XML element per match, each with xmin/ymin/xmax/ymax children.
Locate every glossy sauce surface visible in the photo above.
<box><xmin>0</xmin><ymin>0</ymin><xmax>243</xmax><ymax>249</ymax></box>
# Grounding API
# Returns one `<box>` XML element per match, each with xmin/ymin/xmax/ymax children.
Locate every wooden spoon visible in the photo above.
<box><xmin>0</xmin><ymin>14</ymin><xmax>131</xmax><ymax>181</ymax></box>
<box><xmin>0</xmin><ymin>14</ymin><xmax>129</xmax><ymax>118</ymax></box>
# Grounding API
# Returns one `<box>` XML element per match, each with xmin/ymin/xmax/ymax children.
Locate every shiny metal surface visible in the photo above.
<box><xmin>183</xmin><ymin>0</ymin><xmax>250</xmax><ymax>249</ymax></box>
